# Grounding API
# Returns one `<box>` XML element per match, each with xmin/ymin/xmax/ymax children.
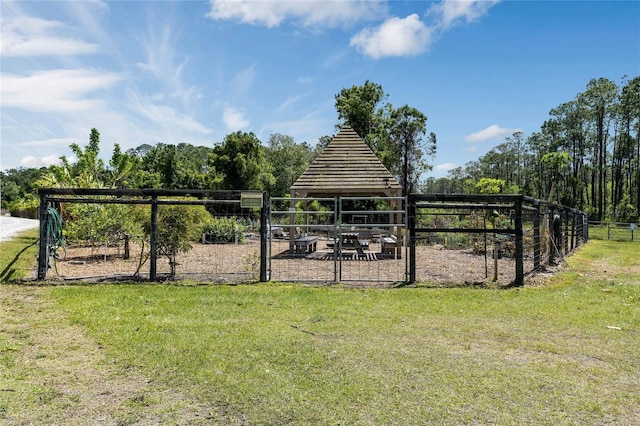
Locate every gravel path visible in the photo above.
<box><xmin>0</xmin><ymin>215</ymin><xmax>39</xmax><ymax>242</ymax></box>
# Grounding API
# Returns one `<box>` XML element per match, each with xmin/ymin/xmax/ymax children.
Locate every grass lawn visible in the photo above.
<box><xmin>1</xmin><ymin>234</ymin><xmax>639</xmax><ymax>424</ymax></box>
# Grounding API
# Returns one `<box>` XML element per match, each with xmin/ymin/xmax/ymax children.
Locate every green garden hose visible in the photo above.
<box><xmin>46</xmin><ymin>206</ymin><xmax>66</xmax><ymax>265</ymax></box>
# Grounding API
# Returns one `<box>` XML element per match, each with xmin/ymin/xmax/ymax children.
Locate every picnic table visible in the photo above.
<box><xmin>337</xmin><ymin>232</ymin><xmax>370</xmax><ymax>253</ymax></box>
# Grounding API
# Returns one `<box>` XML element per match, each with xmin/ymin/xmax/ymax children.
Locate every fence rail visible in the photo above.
<box><xmin>588</xmin><ymin>221</ymin><xmax>638</xmax><ymax>241</ymax></box>
<box><xmin>35</xmin><ymin>189</ymin><xmax>589</xmax><ymax>286</ymax></box>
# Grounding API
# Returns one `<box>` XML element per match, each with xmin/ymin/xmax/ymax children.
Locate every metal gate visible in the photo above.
<box><xmin>268</xmin><ymin>196</ymin><xmax>407</xmax><ymax>284</ymax></box>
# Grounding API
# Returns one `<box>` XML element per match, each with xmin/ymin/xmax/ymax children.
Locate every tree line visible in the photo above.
<box><xmin>424</xmin><ymin>76</ymin><xmax>639</xmax><ymax>222</ymax></box>
<box><xmin>2</xmin><ymin>76</ymin><xmax>639</xmax><ymax>222</ymax></box>
<box><xmin>1</xmin><ymin>81</ymin><xmax>435</xmax><ymax>215</ymax></box>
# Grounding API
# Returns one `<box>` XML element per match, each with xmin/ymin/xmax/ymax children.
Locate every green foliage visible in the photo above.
<box><xmin>607</xmin><ymin>193</ymin><xmax>638</xmax><ymax>222</ymax></box>
<box><xmin>64</xmin><ymin>203</ymin><xmax>145</xmax><ymax>247</ymax></box>
<box><xmin>201</xmin><ymin>217</ymin><xmax>245</xmax><ymax>244</ymax></box>
<box><xmin>209</xmin><ymin>132</ymin><xmax>275</xmax><ymax>191</ymax></box>
<box><xmin>0</xmin><ymin>167</ymin><xmax>47</xmax><ymax>211</ymax></box>
<box><xmin>6</xmin><ymin>195</ymin><xmax>39</xmax><ymax>219</ymax></box>
<box><xmin>334</xmin><ymin>81</ymin><xmax>436</xmax><ymax>194</ymax></box>
<box><xmin>108</xmin><ymin>143</ymin><xmax>140</xmax><ymax>189</ymax></box>
<box><xmin>266</xmin><ymin>133</ymin><xmax>313</xmax><ymax>197</ymax></box>
<box><xmin>379</xmin><ymin>104</ymin><xmax>436</xmax><ymax>194</ymax></box>
<box><xmin>334</xmin><ymin>80</ymin><xmax>387</xmax><ymax>148</ymax></box>
<box><xmin>150</xmin><ymin>203</ymin><xmax>210</xmax><ymax>278</ymax></box>
<box><xmin>476</xmin><ymin>177</ymin><xmax>505</xmax><ymax>194</ymax></box>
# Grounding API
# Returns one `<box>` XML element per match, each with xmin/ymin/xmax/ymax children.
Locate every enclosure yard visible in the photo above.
<box><xmin>48</xmin><ymin>237</ymin><xmax>532</xmax><ymax>287</ymax></box>
<box><xmin>35</xmin><ymin>189</ymin><xmax>587</xmax><ymax>286</ymax></box>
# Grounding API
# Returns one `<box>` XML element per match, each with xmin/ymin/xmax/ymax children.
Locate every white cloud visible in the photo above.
<box><xmin>207</xmin><ymin>0</ymin><xmax>386</xmax><ymax>28</ymax></box>
<box><xmin>435</xmin><ymin>162</ymin><xmax>458</xmax><ymax>172</ymax></box>
<box><xmin>20</xmin><ymin>154</ymin><xmax>63</xmax><ymax>168</ymax></box>
<box><xmin>274</xmin><ymin>93</ymin><xmax>310</xmax><ymax>114</ymax></box>
<box><xmin>0</xmin><ymin>16</ymin><xmax>99</xmax><ymax>57</ymax></box>
<box><xmin>229</xmin><ymin>64</ymin><xmax>258</xmax><ymax>100</ymax></box>
<box><xmin>350</xmin><ymin>14</ymin><xmax>432</xmax><ymax>59</ymax></box>
<box><xmin>428</xmin><ymin>0</ymin><xmax>501</xmax><ymax>30</ymax></box>
<box><xmin>206</xmin><ymin>0</ymin><xmax>499</xmax><ymax>61</ymax></box>
<box><xmin>465</xmin><ymin>124</ymin><xmax>521</xmax><ymax>142</ymax></box>
<box><xmin>1</xmin><ymin>69</ymin><xmax>123</xmax><ymax>112</ymax></box>
<box><xmin>136</xmin><ymin>23</ymin><xmax>202</xmax><ymax>106</ymax></box>
<box><xmin>223</xmin><ymin>105</ymin><xmax>250</xmax><ymax>131</ymax></box>
<box><xmin>20</xmin><ymin>138</ymin><xmax>78</xmax><ymax>147</ymax></box>
<box><xmin>128</xmin><ymin>90</ymin><xmax>213</xmax><ymax>135</ymax></box>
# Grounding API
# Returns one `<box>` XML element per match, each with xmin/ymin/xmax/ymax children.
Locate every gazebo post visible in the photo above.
<box><xmin>289</xmin><ymin>192</ymin><xmax>297</xmax><ymax>254</ymax></box>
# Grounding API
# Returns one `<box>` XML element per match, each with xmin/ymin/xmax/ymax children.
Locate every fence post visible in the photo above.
<box><xmin>37</xmin><ymin>193</ymin><xmax>49</xmax><ymax>280</ymax></box>
<box><xmin>260</xmin><ymin>191</ymin><xmax>268</xmax><ymax>282</ymax></box>
<box><xmin>408</xmin><ymin>195</ymin><xmax>416</xmax><ymax>284</ymax></box>
<box><xmin>533</xmin><ymin>202</ymin><xmax>540</xmax><ymax>270</ymax></box>
<box><xmin>570</xmin><ymin>210</ymin><xmax>576</xmax><ymax>251</ymax></box>
<box><xmin>514</xmin><ymin>197</ymin><xmax>524</xmax><ymax>286</ymax></box>
<box><xmin>548</xmin><ymin>210</ymin><xmax>556</xmax><ymax>265</ymax></box>
<box><xmin>150</xmin><ymin>196</ymin><xmax>158</xmax><ymax>281</ymax></box>
<box><xmin>563</xmin><ymin>210</ymin><xmax>569</xmax><ymax>255</ymax></box>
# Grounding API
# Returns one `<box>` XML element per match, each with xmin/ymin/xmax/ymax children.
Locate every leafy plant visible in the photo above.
<box><xmin>151</xmin><ymin>203</ymin><xmax>210</xmax><ymax>279</ymax></box>
<box><xmin>64</xmin><ymin>203</ymin><xmax>145</xmax><ymax>254</ymax></box>
<box><xmin>201</xmin><ymin>217</ymin><xmax>245</xmax><ymax>244</ymax></box>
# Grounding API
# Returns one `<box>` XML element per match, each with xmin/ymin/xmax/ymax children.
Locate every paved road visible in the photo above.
<box><xmin>0</xmin><ymin>216</ymin><xmax>39</xmax><ymax>242</ymax></box>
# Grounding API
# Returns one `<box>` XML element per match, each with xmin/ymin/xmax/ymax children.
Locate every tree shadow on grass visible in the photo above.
<box><xmin>0</xmin><ymin>235</ymin><xmax>39</xmax><ymax>282</ymax></box>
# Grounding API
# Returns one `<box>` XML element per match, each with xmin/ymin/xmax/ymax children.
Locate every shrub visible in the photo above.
<box><xmin>201</xmin><ymin>217</ymin><xmax>245</xmax><ymax>244</ymax></box>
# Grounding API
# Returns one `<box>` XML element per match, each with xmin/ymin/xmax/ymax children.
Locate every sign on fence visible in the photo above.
<box><xmin>241</xmin><ymin>192</ymin><xmax>263</xmax><ymax>209</ymax></box>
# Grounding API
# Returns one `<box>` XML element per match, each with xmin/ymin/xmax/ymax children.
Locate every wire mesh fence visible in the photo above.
<box><xmin>588</xmin><ymin>221</ymin><xmax>638</xmax><ymax>242</ymax></box>
<box><xmin>37</xmin><ymin>189</ymin><xmax>265</xmax><ymax>283</ymax></box>
<box><xmin>36</xmin><ymin>189</ymin><xmax>588</xmax><ymax>286</ymax></box>
<box><xmin>409</xmin><ymin>195</ymin><xmax>588</xmax><ymax>286</ymax></box>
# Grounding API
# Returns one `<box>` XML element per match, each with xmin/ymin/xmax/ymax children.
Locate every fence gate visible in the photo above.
<box><xmin>268</xmin><ymin>196</ymin><xmax>408</xmax><ymax>285</ymax></box>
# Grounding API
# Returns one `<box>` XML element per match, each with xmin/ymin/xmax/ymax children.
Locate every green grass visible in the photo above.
<box><xmin>0</xmin><ymin>228</ymin><xmax>39</xmax><ymax>282</ymax></box>
<box><xmin>49</xmin><ymin>241</ymin><xmax>639</xmax><ymax>424</ymax></box>
<box><xmin>588</xmin><ymin>223</ymin><xmax>639</xmax><ymax>242</ymax></box>
<box><xmin>1</xmin><ymin>231</ymin><xmax>639</xmax><ymax>424</ymax></box>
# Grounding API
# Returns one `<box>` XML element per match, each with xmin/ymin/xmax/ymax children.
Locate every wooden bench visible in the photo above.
<box><xmin>293</xmin><ymin>237</ymin><xmax>318</xmax><ymax>255</ymax></box>
<box><xmin>381</xmin><ymin>236</ymin><xmax>400</xmax><ymax>258</ymax></box>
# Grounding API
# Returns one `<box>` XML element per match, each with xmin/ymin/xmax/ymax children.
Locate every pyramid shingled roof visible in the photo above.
<box><xmin>290</xmin><ymin>126</ymin><xmax>402</xmax><ymax>197</ymax></box>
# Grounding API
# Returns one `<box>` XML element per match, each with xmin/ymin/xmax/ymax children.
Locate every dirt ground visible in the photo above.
<box><xmin>45</xmin><ymin>237</ymin><xmax>553</xmax><ymax>287</ymax></box>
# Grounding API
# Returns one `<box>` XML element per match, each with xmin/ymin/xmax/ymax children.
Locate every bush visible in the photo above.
<box><xmin>201</xmin><ymin>217</ymin><xmax>245</xmax><ymax>244</ymax></box>
<box><xmin>7</xmin><ymin>195</ymin><xmax>39</xmax><ymax>219</ymax></box>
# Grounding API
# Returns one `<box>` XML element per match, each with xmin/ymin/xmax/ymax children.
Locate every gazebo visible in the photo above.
<box><xmin>288</xmin><ymin>126</ymin><xmax>404</xmax><ymax>257</ymax></box>
<box><xmin>290</xmin><ymin>126</ymin><xmax>402</xmax><ymax>198</ymax></box>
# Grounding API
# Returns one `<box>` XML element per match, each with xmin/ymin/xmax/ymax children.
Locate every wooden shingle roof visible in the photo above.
<box><xmin>290</xmin><ymin>126</ymin><xmax>402</xmax><ymax>197</ymax></box>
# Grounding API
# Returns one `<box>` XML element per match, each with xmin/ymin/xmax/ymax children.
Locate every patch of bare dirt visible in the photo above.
<box><xmin>42</xmin><ymin>237</ymin><xmax>561</xmax><ymax>287</ymax></box>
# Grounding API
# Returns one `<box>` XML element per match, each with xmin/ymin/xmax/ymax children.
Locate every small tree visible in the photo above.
<box><xmin>151</xmin><ymin>203</ymin><xmax>209</xmax><ymax>279</ymax></box>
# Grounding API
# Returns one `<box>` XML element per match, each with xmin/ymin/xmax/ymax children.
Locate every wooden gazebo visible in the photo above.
<box><xmin>288</xmin><ymin>126</ymin><xmax>404</xmax><ymax>257</ymax></box>
<box><xmin>290</xmin><ymin>126</ymin><xmax>402</xmax><ymax>198</ymax></box>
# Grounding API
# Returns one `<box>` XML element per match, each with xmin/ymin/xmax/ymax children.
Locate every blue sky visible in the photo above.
<box><xmin>1</xmin><ymin>0</ymin><xmax>639</xmax><ymax>177</ymax></box>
